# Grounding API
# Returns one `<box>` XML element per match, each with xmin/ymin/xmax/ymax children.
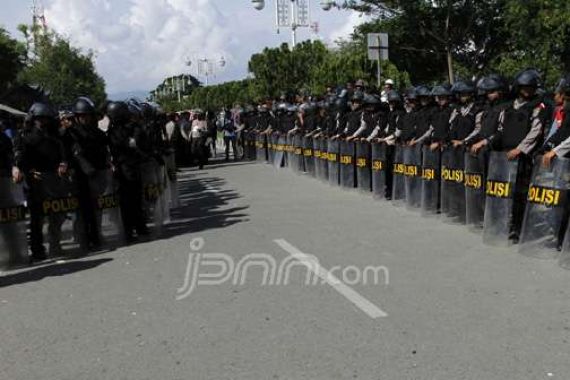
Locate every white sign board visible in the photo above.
<box><xmin>367</xmin><ymin>33</ymin><xmax>389</xmax><ymax>61</ymax></box>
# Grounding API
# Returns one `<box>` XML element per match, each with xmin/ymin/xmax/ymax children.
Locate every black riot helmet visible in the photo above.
<box><xmin>363</xmin><ymin>94</ymin><xmax>381</xmax><ymax>110</ymax></box>
<box><xmin>431</xmin><ymin>84</ymin><xmax>452</xmax><ymax>97</ymax></box>
<box><xmin>477</xmin><ymin>74</ymin><xmax>505</xmax><ymax>94</ymax></box>
<box><xmin>106</xmin><ymin>101</ymin><xmax>130</xmax><ymax>123</ymax></box>
<box><xmin>387</xmin><ymin>90</ymin><xmax>402</xmax><ymax>103</ymax></box>
<box><xmin>451</xmin><ymin>80</ymin><xmax>475</xmax><ymax>95</ymax></box>
<box><xmin>140</xmin><ymin>102</ymin><xmax>155</xmax><ymax>119</ymax></box>
<box><xmin>28</xmin><ymin>102</ymin><xmax>56</xmax><ymax>119</ymax></box>
<box><xmin>127</xmin><ymin>99</ymin><xmax>142</xmax><ymax>118</ymax></box>
<box><xmin>555</xmin><ymin>75</ymin><xmax>570</xmax><ymax>96</ymax></box>
<box><xmin>415</xmin><ymin>85</ymin><xmax>432</xmax><ymax>97</ymax></box>
<box><xmin>72</xmin><ymin>97</ymin><xmax>96</xmax><ymax>115</ymax></box>
<box><xmin>351</xmin><ymin>90</ymin><xmax>365</xmax><ymax>103</ymax></box>
<box><xmin>405</xmin><ymin>87</ymin><xmax>418</xmax><ymax>101</ymax></box>
<box><xmin>513</xmin><ymin>68</ymin><xmax>541</xmax><ymax>89</ymax></box>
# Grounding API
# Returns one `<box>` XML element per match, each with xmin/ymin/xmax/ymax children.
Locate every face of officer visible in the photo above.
<box><xmin>435</xmin><ymin>96</ymin><xmax>449</xmax><ymax>107</ymax></box>
<box><xmin>487</xmin><ymin>91</ymin><xmax>500</xmax><ymax>102</ymax></box>
<box><xmin>60</xmin><ymin>117</ymin><xmax>73</xmax><ymax>130</ymax></box>
<box><xmin>459</xmin><ymin>94</ymin><xmax>472</xmax><ymax>104</ymax></box>
<box><xmin>519</xmin><ymin>86</ymin><xmax>536</xmax><ymax>100</ymax></box>
<box><xmin>76</xmin><ymin>113</ymin><xmax>96</xmax><ymax>127</ymax></box>
<box><xmin>554</xmin><ymin>91</ymin><xmax>564</xmax><ymax>106</ymax></box>
<box><xmin>351</xmin><ymin>101</ymin><xmax>362</xmax><ymax>111</ymax></box>
<box><xmin>419</xmin><ymin>96</ymin><xmax>430</xmax><ymax>106</ymax></box>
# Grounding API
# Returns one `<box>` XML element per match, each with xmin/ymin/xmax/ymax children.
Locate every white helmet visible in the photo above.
<box><xmin>385</xmin><ymin>79</ymin><xmax>394</xmax><ymax>86</ymax></box>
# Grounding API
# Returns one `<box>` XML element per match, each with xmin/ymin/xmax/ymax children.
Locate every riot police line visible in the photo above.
<box><xmin>1</xmin><ymin>97</ymin><xmax>180</xmax><ymax>269</ymax></box>
<box><xmin>240</xmin><ymin>70</ymin><xmax>570</xmax><ymax>270</ymax></box>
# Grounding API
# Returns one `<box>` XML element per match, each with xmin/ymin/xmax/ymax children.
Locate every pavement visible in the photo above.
<box><xmin>2</xmin><ymin>157</ymin><xmax>570</xmax><ymax>380</ymax></box>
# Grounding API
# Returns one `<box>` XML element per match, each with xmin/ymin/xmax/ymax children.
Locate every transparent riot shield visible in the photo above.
<box><xmin>313</xmin><ymin>138</ymin><xmax>322</xmax><ymax>179</ymax></box>
<box><xmin>0</xmin><ymin>178</ymin><xmax>28</xmax><ymax>268</ymax></box>
<box><xmin>440</xmin><ymin>147</ymin><xmax>465</xmax><ymax>223</ymax></box>
<box><xmin>268</xmin><ymin>134</ymin><xmax>277</xmax><ymax>165</ymax></box>
<box><xmin>483</xmin><ymin>152</ymin><xmax>519</xmax><ymax>246</ymax></box>
<box><xmin>274</xmin><ymin>135</ymin><xmax>285</xmax><ymax>169</ymax></box>
<box><xmin>36</xmin><ymin>173</ymin><xmax>81</xmax><ymax>257</ymax></box>
<box><xmin>89</xmin><ymin>169</ymin><xmax>124</xmax><ymax>247</ymax></box>
<box><xmin>247</xmin><ymin>131</ymin><xmax>256</xmax><ymax>161</ymax></box>
<box><xmin>404</xmin><ymin>145</ymin><xmax>422</xmax><ymax>208</ymax></box>
<box><xmin>285</xmin><ymin>135</ymin><xmax>293</xmax><ymax>171</ymax></box>
<box><xmin>141</xmin><ymin>160</ymin><xmax>165</xmax><ymax>236</ymax></box>
<box><xmin>421</xmin><ymin>146</ymin><xmax>440</xmax><ymax>215</ymax></box>
<box><xmin>303</xmin><ymin>136</ymin><xmax>315</xmax><ymax>176</ymax></box>
<box><xmin>392</xmin><ymin>145</ymin><xmax>406</xmax><ymax>205</ymax></box>
<box><xmin>440</xmin><ymin>148</ymin><xmax>452</xmax><ymax>216</ymax></box>
<box><xmin>319</xmin><ymin>138</ymin><xmax>329</xmax><ymax>182</ymax></box>
<box><xmin>340</xmin><ymin>140</ymin><xmax>356</xmax><ymax>189</ymax></box>
<box><xmin>328</xmin><ymin>139</ymin><xmax>340</xmax><ymax>187</ymax></box>
<box><xmin>293</xmin><ymin>134</ymin><xmax>305</xmax><ymax>173</ymax></box>
<box><xmin>519</xmin><ymin>156</ymin><xmax>570</xmax><ymax>259</ymax></box>
<box><xmin>256</xmin><ymin>133</ymin><xmax>267</xmax><ymax>163</ymax></box>
<box><xmin>371</xmin><ymin>143</ymin><xmax>387</xmax><ymax>200</ymax></box>
<box><xmin>356</xmin><ymin>141</ymin><xmax>372</xmax><ymax>193</ymax></box>
<box><xmin>464</xmin><ymin>151</ymin><xmax>487</xmax><ymax>229</ymax></box>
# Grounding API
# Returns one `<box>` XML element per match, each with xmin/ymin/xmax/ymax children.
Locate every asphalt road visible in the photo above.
<box><xmin>2</xmin><ymin>157</ymin><xmax>570</xmax><ymax>380</ymax></box>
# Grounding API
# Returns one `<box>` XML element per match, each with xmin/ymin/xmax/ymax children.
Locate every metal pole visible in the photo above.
<box><xmin>291</xmin><ymin>0</ymin><xmax>296</xmax><ymax>47</ymax></box>
<box><xmin>376</xmin><ymin>36</ymin><xmax>381</xmax><ymax>88</ymax></box>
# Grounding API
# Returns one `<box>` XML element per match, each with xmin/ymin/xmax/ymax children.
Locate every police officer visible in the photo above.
<box><xmin>469</xmin><ymin>75</ymin><xmax>511</xmax><ymax>155</ymax></box>
<box><xmin>410</xmin><ymin>85</ymin><xmax>435</xmax><ymax>147</ymax></box>
<box><xmin>493</xmin><ymin>69</ymin><xmax>547</xmax><ymax>242</ymax></box>
<box><xmin>540</xmin><ymin>75</ymin><xmax>570</xmax><ymax>248</ymax></box>
<box><xmin>448</xmin><ymin>80</ymin><xmax>481</xmax><ymax>149</ymax></box>
<box><xmin>107</xmin><ymin>101</ymin><xmax>149</xmax><ymax>242</ymax></box>
<box><xmin>373</xmin><ymin>90</ymin><xmax>405</xmax><ymax>199</ymax></box>
<box><xmin>429</xmin><ymin>85</ymin><xmax>454</xmax><ymax>151</ymax></box>
<box><xmin>0</xmin><ymin>124</ymin><xmax>25</xmax><ymax>266</ymax></box>
<box><xmin>349</xmin><ymin>94</ymin><xmax>383</xmax><ymax>141</ymax></box>
<box><xmin>68</xmin><ymin>97</ymin><xmax>111</xmax><ymax>250</ymax></box>
<box><xmin>332</xmin><ymin>91</ymin><xmax>364</xmax><ymax>140</ymax></box>
<box><xmin>13</xmin><ymin>103</ymin><xmax>68</xmax><ymax>261</ymax></box>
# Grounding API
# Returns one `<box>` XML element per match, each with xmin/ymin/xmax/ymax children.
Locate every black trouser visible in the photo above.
<box><xmin>27</xmin><ymin>178</ymin><xmax>65</xmax><ymax>257</ymax></box>
<box><xmin>224</xmin><ymin>136</ymin><xmax>238</xmax><ymax>160</ymax></box>
<box><xmin>191</xmin><ymin>138</ymin><xmax>208</xmax><ymax>169</ymax></box>
<box><xmin>117</xmin><ymin>169</ymin><xmax>146</xmax><ymax>236</ymax></box>
<box><xmin>385</xmin><ymin>145</ymin><xmax>395</xmax><ymax>199</ymax></box>
<box><xmin>76</xmin><ymin>172</ymin><xmax>100</xmax><ymax>247</ymax></box>
<box><xmin>510</xmin><ymin>155</ymin><xmax>533</xmax><ymax>238</ymax></box>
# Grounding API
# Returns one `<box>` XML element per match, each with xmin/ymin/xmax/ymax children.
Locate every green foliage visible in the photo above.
<box><xmin>173</xmin><ymin>40</ymin><xmax>411</xmax><ymax>110</ymax></box>
<box><xmin>352</xmin><ymin>0</ymin><xmax>570</xmax><ymax>87</ymax></box>
<box><xmin>18</xmin><ymin>24</ymin><xmax>106</xmax><ymax>106</ymax></box>
<box><xmin>0</xmin><ymin>27</ymin><xmax>25</xmax><ymax>96</ymax></box>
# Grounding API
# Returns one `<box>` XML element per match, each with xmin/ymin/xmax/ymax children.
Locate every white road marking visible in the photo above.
<box><xmin>274</xmin><ymin>239</ymin><xmax>388</xmax><ymax>319</ymax></box>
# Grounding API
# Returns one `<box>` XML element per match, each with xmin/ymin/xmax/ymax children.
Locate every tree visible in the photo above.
<box><xmin>491</xmin><ymin>0</ymin><xmax>570</xmax><ymax>87</ymax></box>
<box><xmin>0</xmin><ymin>27</ymin><xmax>25</xmax><ymax>96</ymax></box>
<box><xmin>18</xmin><ymin>24</ymin><xmax>106</xmax><ymax>106</ymax></box>
<box><xmin>351</xmin><ymin>0</ymin><xmax>509</xmax><ymax>84</ymax></box>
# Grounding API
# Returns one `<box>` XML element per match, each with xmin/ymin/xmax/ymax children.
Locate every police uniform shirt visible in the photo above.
<box><xmin>497</xmin><ymin>98</ymin><xmax>545</xmax><ymax>154</ymax></box>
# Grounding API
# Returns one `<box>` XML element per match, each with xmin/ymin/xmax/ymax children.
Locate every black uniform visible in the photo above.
<box><xmin>494</xmin><ymin>97</ymin><xmax>547</xmax><ymax>240</ymax></box>
<box><xmin>67</xmin><ymin>120</ymin><xmax>110</xmax><ymax>249</ymax></box>
<box><xmin>108</xmin><ymin>120</ymin><xmax>149</xmax><ymax>239</ymax></box>
<box><xmin>14</xmin><ymin>121</ymin><xmax>67</xmax><ymax>258</ymax></box>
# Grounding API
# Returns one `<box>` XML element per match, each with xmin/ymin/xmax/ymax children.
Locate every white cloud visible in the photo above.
<box><xmin>328</xmin><ymin>10</ymin><xmax>371</xmax><ymax>43</ymax></box>
<box><xmin>45</xmin><ymin>0</ymin><xmax>232</xmax><ymax>94</ymax></box>
<box><xmin>0</xmin><ymin>0</ymin><xmax>357</xmax><ymax>95</ymax></box>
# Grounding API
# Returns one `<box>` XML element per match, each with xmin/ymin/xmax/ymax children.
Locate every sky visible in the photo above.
<box><xmin>0</xmin><ymin>0</ymin><xmax>367</xmax><ymax>96</ymax></box>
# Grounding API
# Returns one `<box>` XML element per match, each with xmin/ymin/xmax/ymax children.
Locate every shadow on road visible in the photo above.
<box><xmin>163</xmin><ymin>170</ymin><xmax>250</xmax><ymax>237</ymax></box>
<box><xmin>0</xmin><ymin>258</ymin><xmax>113</xmax><ymax>288</ymax></box>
